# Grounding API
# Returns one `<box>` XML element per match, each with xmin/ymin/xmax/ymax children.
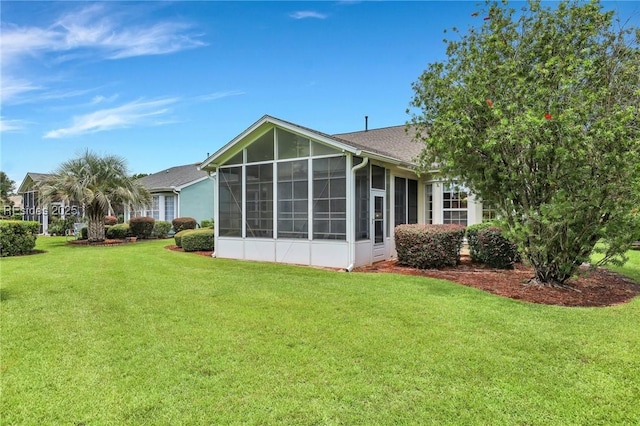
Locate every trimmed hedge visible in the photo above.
<box><xmin>467</xmin><ymin>223</ymin><xmax>520</xmax><ymax>269</ymax></box>
<box><xmin>0</xmin><ymin>220</ymin><xmax>39</xmax><ymax>257</ymax></box>
<box><xmin>200</xmin><ymin>219</ymin><xmax>214</xmax><ymax>229</ymax></box>
<box><xmin>466</xmin><ymin>222</ymin><xmax>496</xmax><ymax>262</ymax></box>
<box><xmin>129</xmin><ymin>216</ymin><xmax>155</xmax><ymax>239</ymax></box>
<box><xmin>106</xmin><ymin>223</ymin><xmax>130</xmax><ymax>239</ymax></box>
<box><xmin>152</xmin><ymin>221</ymin><xmax>172</xmax><ymax>239</ymax></box>
<box><xmin>104</xmin><ymin>215</ymin><xmax>118</xmax><ymax>226</ymax></box>
<box><xmin>395</xmin><ymin>224</ymin><xmax>465</xmax><ymax>269</ymax></box>
<box><xmin>172</xmin><ymin>217</ymin><xmax>197</xmax><ymax>233</ymax></box>
<box><xmin>174</xmin><ymin>229</ymin><xmax>195</xmax><ymax>248</ymax></box>
<box><xmin>181</xmin><ymin>229</ymin><xmax>214</xmax><ymax>252</ymax></box>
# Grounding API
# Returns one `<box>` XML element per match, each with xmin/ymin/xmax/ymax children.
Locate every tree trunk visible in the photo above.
<box><xmin>87</xmin><ymin>214</ymin><xmax>105</xmax><ymax>242</ymax></box>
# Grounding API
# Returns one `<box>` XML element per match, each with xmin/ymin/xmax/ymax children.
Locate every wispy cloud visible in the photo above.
<box><xmin>289</xmin><ymin>11</ymin><xmax>328</xmax><ymax>20</ymax></box>
<box><xmin>196</xmin><ymin>90</ymin><xmax>245</xmax><ymax>102</ymax></box>
<box><xmin>0</xmin><ymin>117</ymin><xmax>27</xmax><ymax>133</ymax></box>
<box><xmin>43</xmin><ymin>98</ymin><xmax>178</xmax><ymax>139</ymax></box>
<box><xmin>0</xmin><ymin>4</ymin><xmax>205</xmax><ymax>105</ymax></box>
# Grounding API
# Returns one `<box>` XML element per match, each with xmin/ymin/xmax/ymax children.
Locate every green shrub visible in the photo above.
<box><xmin>395</xmin><ymin>224</ymin><xmax>465</xmax><ymax>269</ymax></box>
<box><xmin>466</xmin><ymin>222</ymin><xmax>497</xmax><ymax>262</ymax></box>
<box><xmin>106</xmin><ymin>223</ymin><xmax>130</xmax><ymax>239</ymax></box>
<box><xmin>200</xmin><ymin>219</ymin><xmax>214</xmax><ymax>229</ymax></box>
<box><xmin>104</xmin><ymin>215</ymin><xmax>117</xmax><ymax>226</ymax></box>
<box><xmin>152</xmin><ymin>221</ymin><xmax>172</xmax><ymax>238</ymax></box>
<box><xmin>181</xmin><ymin>229</ymin><xmax>214</xmax><ymax>252</ymax></box>
<box><xmin>0</xmin><ymin>220</ymin><xmax>39</xmax><ymax>257</ymax></box>
<box><xmin>129</xmin><ymin>216</ymin><xmax>155</xmax><ymax>239</ymax></box>
<box><xmin>80</xmin><ymin>227</ymin><xmax>88</xmax><ymax>240</ymax></box>
<box><xmin>475</xmin><ymin>226</ymin><xmax>521</xmax><ymax>269</ymax></box>
<box><xmin>174</xmin><ymin>229</ymin><xmax>195</xmax><ymax>248</ymax></box>
<box><xmin>172</xmin><ymin>217</ymin><xmax>197</xmax><ymax>233</ymax></box>
<box><xmin>117</xmin><ymin>214</ymin><xmax>124</xmax><ymax>224</ymax></box>
<box><xmin>48</xmin><ymin>216</ymin><xmax>75</xmax><ymax>236</ymax></box>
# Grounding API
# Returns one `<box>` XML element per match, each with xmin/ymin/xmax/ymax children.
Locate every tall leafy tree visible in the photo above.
<box><xmin>0</xmin><ymin>171</ymin><xmax>16</xmax><ymax>203</ymax></box>
<box><xmin>409</xmin><ymin>0</ymin><xmax>640</xmax><ymax>286</ymax></box>
<box><xmin>38</xmin><ymin>151</ymin><xmax>150</xmax><ymax>242</ymax></box>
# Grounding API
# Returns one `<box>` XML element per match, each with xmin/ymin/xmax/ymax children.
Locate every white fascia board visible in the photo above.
<box><xmin>172</xmin><ymin>175</ymin><xmax>211</xmax><ymax>191</ymax></box>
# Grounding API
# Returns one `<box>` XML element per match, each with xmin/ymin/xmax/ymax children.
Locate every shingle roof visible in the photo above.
<box><xmin>263</xmin><ymin>115</ymin><xmax>424</xmax><ymax>165</ymax></box>
<box><xmin>332</xmin><ymin>125</ymin><xmax>423</xmax><ymax>165</ymax></box>
<box><xmin>137</xmin><ymin>164</ymin><xmax>210</xmax><ymax>192</ymax></box>
<box><xmin>17</xmin><ymin>172</ymin><xmax>54</xmax><ymax>193</ymax></box>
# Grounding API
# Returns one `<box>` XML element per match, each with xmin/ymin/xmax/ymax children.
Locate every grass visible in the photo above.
<box><xmin>1</xmin><ymin>237</ymin><xmax>639</xmax><ymax>425</ymax></box>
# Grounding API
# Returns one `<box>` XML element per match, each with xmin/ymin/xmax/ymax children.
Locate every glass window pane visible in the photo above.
<box><xmin>223</xmin><ymin>151</ymin><xmax>243</xmax><ymax>166</ymax></box>
<box><xmin>312</xmin><ymin>141</ymin><xmax>339</xmax><ymax>156</ymax></box>
<box><xmin>371</xmin><ymin>165</ymin><xmax>385</xmax><ymax>190</ymax></box>
<box><xmin>246</xmin><ymin>129</ymin><xmax>274</xmax><ymax>163</ymax></box>
<box><xmin>277</xmin><ymin>128</ymin><xmax>310</xmax><ymax>159</ymax></box>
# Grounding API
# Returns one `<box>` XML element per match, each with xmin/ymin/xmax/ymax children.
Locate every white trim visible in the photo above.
<box><xmin>200</xmin><ymin>115</ymin><xmax>361</xmax><ymax>170</ymax></box>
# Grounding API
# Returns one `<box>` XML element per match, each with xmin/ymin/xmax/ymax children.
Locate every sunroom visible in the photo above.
<box><xmin>200</xmin><ymin>115</ymin><xmax>486</xmax><ymax>269</ymax></box>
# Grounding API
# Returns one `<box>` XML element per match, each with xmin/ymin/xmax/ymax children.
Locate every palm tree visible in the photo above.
<box><xmin>38</xmin><ymin>151</ymin><xmax>151</xmax><ymax>242</ymax></box>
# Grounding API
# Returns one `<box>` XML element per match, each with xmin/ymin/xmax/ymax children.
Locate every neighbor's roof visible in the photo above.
<box><xmin>137</xmin><ymin>164</ymin><xmax>211</xmax><ymax>192</ymax></box>
<box><xmin>17</xmin><ymin>172</ymin><xmax>53</xmax><ymax>193</ymax></box>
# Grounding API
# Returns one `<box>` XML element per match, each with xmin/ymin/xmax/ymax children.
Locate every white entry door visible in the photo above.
<box><xmin>371</xmin><ymin>189</ymin><xmax>386</xmax><ymax>262</ymax></box>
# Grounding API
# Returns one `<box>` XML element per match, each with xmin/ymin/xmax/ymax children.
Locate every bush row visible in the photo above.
<box><xmin>0</xmin><ymin>220</ymin><xmax>39</xmax><ymax>257</ymax></box>
<box><xmin>395</xmin><ymin>224</ymin><xmax>465</xmax><ymax>269</ymax></box>
<box><xmin>172</xmin><ymin>217</ymin><xmax>197</xmax><ymax>233</ymax></box>
<box><xmin>466</xmin><ymin>223</ymin><xmax>520</xmax><ymax>269</ymax></box>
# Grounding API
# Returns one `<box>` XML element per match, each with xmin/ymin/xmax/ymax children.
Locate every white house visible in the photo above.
<box><xmin>200</xmin><ymin>115</ymin><xmax>490</xmax><ymax>270</ymax></box>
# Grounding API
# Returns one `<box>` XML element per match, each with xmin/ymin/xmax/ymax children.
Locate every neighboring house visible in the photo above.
<box><xmin>199</xmin><ymin>115</ymin><xmax>491</xmax><ymax>270</ymax></box>
<box><xmin>17</xmin><ymin>172</ymin><xmax>81</xmax><ymax>234</ymax></box>
<box><xmin>125</xmin><ymin>164</ymin><xmax>215</xmax><ymax>225</ymax></box>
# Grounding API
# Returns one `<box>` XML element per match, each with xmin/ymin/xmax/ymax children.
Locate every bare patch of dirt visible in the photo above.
<box><xmin>353</xmin><ymin>256</ymin><xmax>640</xmax><ymax>307</ymax></box>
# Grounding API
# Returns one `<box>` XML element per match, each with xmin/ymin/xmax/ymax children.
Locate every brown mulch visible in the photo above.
<box><xmin>166</xmin><ymin>244</ymin><xmax>639</xmax><ymax>308</ymax></box>
<box><xmin>67</xmin><ymin>238</ymin><xmax>135</xmax><ymax>246</ymax></box>
<box><xmin>165</xmin><ymin>244</ymin><xmax>214</xmax><ymax>257</ymax></box>
<box><xmin>353</xmin><ymin>256</ymin><xmax>640</xmax><ymax>307</ymax></box>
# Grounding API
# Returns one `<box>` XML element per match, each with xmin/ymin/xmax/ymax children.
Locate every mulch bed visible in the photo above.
<box><xmin>353</xmin><ymin>256</ymin><xmax>640</xmax><ymax>307</ymax></box>
<box><xmin>165</xmin><ymin>245</ymin><xmax>214</xmax><ymax>257</ymax></box>
<box><xmin>67</xmin><ymin>239</ymin><xmax>135</xmax><ymax>246</ymax></box>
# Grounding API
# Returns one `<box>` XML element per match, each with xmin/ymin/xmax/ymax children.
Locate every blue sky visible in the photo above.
<box><xmin>1</xmin><ymin>1</ymin><xmax>639</xmax><ymax>187</ymax></box>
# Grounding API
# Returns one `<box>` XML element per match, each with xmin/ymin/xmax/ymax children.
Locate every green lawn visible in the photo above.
<box><xmin>1</xmin><ymin>238</ymin><xmax>639</xmax><ymax>425</ymax></box>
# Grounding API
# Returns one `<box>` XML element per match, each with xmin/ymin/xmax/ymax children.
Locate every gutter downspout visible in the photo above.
<box><xmin>346</xmin><ymin>156</ymin><xmax>369</xmax><ymax>272</ymax></box>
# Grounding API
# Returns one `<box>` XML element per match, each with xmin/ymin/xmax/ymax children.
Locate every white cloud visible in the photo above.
<box><xmin>0</xmin><ymin>4</ymin><xmax>205</xmax><ymax>105</ymax></box>
<box><xmin>43</xmin><ymin>98</ymin><xmax>178</xmax><ymax>139</ymax></box>
<box><xmin>289</xmin><ymin>11</ymin><xmax>328</xmax><ymax>20</ymax></box>
<box><xmin>196</xmin><ymin>90</ymin><xmax>245</xmax><ymax>102</ymax></box>
<box><xmin>90</xmin><ymin>94</ymin><xmax>119</xmax><ymax>105</ymax></box>
<box><xmin>0</xmin><ymin>117</ymin><xmax>26</xmax><ymax>133</ymax></box>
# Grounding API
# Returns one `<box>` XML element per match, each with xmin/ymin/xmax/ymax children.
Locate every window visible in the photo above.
<box><xmin>313</xmin><ymin>157</ymin><xmax>346</xmax><ymax>240</ymax></box>
<box><xmin>355</xmin><ymin>159</ymin><xmax>369</xmax><ymax>240</ymax></box>
<box><xmin>482</xmin><ymin>202</ymin><xmax>497</xmax><ymax>222</ymax></box>
<box><xmin>246</xmin><ymin>130</ymin><xmax>274</xmax><ymax>163</ymax></box>
<box><xmin>277</xmin><ymin>129</ymin><xmax>309</xmax><ymax>159</ymax></box>
<box><xmin>425</xmin><ymin>184</ymin><xmax>433</xmax><ymax>224</ymax></box>
<box><xmin>443</xmin><ymin>183</ymin><xmax>468</xmax><ymax>225</ymax></box>
<box><xmin>246</xmin><ymin>164</ymin><xmax>273</xmax><ymax>237</ymax></box>
<box><xmin>164</xmin><ymin>195</ymin><xmax>176</xmax><ymax>222</ymax></box>
<box><xmin>219</xmin><ymin>167</ymin><xmax>243</xmax><ymax>236</ymax></box>
<box><xmin>150</xmin><ymin>196</ymin><xmax>160</xmax><ymax>220</ymax></box>
<box><xmin>277</xmin><ymin>160</ymin><xmax>308</xmax><ymax>239</ymax></box>
<box><xmin>394</xmin><ymin>177</ymin><xmax>418</xmax><ymax>226</ymax></box>
<box><xmin>371</xmin><ymin>165</ymin><xmax>385</xmax><ymax>190</ymax></box>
